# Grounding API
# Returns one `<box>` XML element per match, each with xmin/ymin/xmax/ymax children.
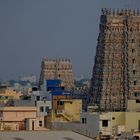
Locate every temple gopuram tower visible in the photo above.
<box><xmin>89</xmin><ymin>8</ymin><xmax>140</xmax><ymax>111</ymax></box>
<box><xmin>39</xmin><ymin>58</ymin><xmax>75</xmax><ymax>91</ymax></box>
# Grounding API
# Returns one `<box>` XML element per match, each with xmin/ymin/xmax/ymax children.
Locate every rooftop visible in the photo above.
<box><xmin>0</xmin><ymin>131</ymin><xmax>93</xmax><ymax>140</ymax></box>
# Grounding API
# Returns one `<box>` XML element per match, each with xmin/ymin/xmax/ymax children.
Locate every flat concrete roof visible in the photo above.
<box><xmin>0</xmin><ymin>131</ymin><xmax>93</xmax><ymax>140</ymax></box>
<box><xmin>0</xmin><ymin>106</ymin><xmax>37</xmax><ymax>111</ymax></box>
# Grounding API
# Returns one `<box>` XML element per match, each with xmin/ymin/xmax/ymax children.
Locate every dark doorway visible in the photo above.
<box><xmin>32</xmin><ymin>121</ymin><xmax>34</xmax><ymax>130</ymax></box>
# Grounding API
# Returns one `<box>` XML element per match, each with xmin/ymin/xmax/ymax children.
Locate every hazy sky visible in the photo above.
<box><xmin>0</xmin><ymin>0</ymin><xmax>139</xmax><ymax>80</ymax></box>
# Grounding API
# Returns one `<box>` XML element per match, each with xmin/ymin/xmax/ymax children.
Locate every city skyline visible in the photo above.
<box><xmin>0</xmin><ymin>0</ymin><xmax>139</xmax><ymax>80</ymax></box>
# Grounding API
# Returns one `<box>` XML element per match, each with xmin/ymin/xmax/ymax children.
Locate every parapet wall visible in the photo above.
<box><xmin>102</xmin><ymin>8</ymin><xmax>140</xmax><ymax>16</ymax></box>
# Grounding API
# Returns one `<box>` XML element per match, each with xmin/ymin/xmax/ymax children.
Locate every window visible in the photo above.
<box><xmin>36</xmin><ymin>96</ymin><xmax>40</xmax><ymax>101</ymax></box>
<box><xmin>40</xmin><ymin>106</ymin><xmax>44</xmax><ymax>112</ymax></box>
<box><xmin>47</xmin><ymin>110</ymin><xmax>51</xmax><ymax>115</ymax></box>
<box><xmin>39</xmin><ymin>121</ymin><xmax>42</xmax><ymax>127</ymax></box>
<box><xmin>32</xmin><ymin>87</ymin><xmax>38</xmax><ymax>91</ymax></box>
<box><xmin>0</xmin><ymin>112</ymin><xmax>3</xmax><ymax>117</ymax></box>
<box><xmin>82</xmin><ymin>118</ymin><xmax>87</xmax><ymax>124</ymax></box>
<box><xmin>45</xmin><ymin>107</ymin><xmax>49</xmax><ymax>112</ymax></box>
<box><xmin>47</xmin><ymin>87</ymin><xmax>52</xmax><ymax>91</ymax></box>
<box><xmin>134</xmin><ymin>81</ymin><xmax>137</xmax><ymax>85</ymax></box>
<box><xmin>133</xmin><ymin>70</ymin><xmax>136</xmax><ymax>74</ymax></box>
<box><xmin>134</xmin><ymin>92</ymin><xmax>140</xmax><ymax>97</ymax></box>
<box><xmin>132</xmin><ymin>59</ymin><xmax>135</xmax><ymax>64</ymax></box>
<box><xmin>132</xmin><ymin>49</ymin><xmax>135</xmax><ymax>53</ymax></box>
<box><xmin>62</xmin><ymin>86</ymin><xmax>65</xmax><ymax>90</ymax></box>
<box><xmin>57</xmin><ymin>101</ymin><xmax>64</xmax><ymax>105</ymax></box>
<box><xmin>112</xmin><ymin>117</ymin><xmax>115</xmax><ymax>120</ymax></box>
<box><xmin>60</xmin><ymin>101</ymin><xmax>64</xmax><ymax>105</ymax></box>
<box><xmin>5</xmin><ymin>96</ymin><xmax>8</xmax><ymax>99</ymax></box>
<box><xmin>132</xmin><ymin>39</ymin><xmax>135</xmax><ymax>43</ymax></box>
<box><xmin>136</xmin><ymin>99</ymin><xmax>140</xmax><ymax>103</ymax></box>
<box><xmin>102</xmin><ymin>120</ymin><xmax>108</xmax><ymax>127</ymax></box>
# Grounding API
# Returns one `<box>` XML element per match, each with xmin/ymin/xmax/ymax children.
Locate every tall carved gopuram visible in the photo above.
<box><xmin>89</xmin><ymin>8</ymin><xmax>140</xmax><ymax>111</ymax></box>
<box><xmin>39</xmin><ymin>58</ymin><xmax>75</xmax><ymax>91</ymax></box>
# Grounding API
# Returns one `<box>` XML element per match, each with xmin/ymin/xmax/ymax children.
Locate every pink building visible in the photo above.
<box><xmin>0</xmin><ymin>107</ymin><xmax>44</xmax><ymax>130</ymax></box>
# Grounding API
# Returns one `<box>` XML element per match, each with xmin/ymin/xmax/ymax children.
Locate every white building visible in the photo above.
<box><xmin>20</xmin><ymin>75</ymin><xmax>37</xmax><ymax>83</ymax></box>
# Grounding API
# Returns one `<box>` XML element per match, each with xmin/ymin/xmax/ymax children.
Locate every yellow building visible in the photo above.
<box><xmin>0</xmin><ymin>86</ymin><xmax>21</xmax><ymax>104</ymax></box>
<box><xmin>100</xmin><ymin>111</ymin><xmax>140</xmax><ymax>136</ymax></box>
<box><xmin>127</xmin><ymin>99</ymin><xmax>140</xmax><ymax>112</ymax></box>
<box><xmin>52</xmin><ymin>99</ymin><xmax>82</xmax><ymax>122</ymax></box>
<box><xmin>45</xmin><ymin>95</ymin><xmax>82</xmax><ymax>128</ymax></box>
<box><xmin>79</xmin><ymin>100</ymin><xmax>140</xmax><ymax>138</ymax></box>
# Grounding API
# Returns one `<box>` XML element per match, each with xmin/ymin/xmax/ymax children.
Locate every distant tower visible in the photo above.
<box><xmin>89</xmin><ymin>8</ymin><xmax>140</xmax><ymax>111</ymax></box>
<box><xmin>39</xmin><ymin>58</ymin><xmax>75</xmax><ymax>91</ymax></box>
